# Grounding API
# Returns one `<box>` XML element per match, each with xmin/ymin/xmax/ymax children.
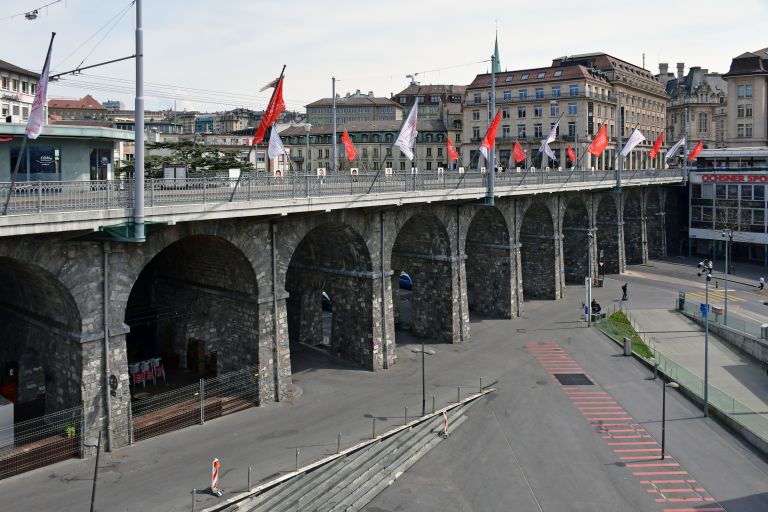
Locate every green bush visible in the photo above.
<box><xmin>64</xmin><ymin>424</ymin><xmax>76</xmax><ymax>439</ymax></box>
<box><xmin>595</xmin><ymin>311</ymin><xmax>653</xmax><ymax>359</ymax></box>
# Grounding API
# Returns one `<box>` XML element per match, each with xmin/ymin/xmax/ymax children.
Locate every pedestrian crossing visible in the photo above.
<box><xmin>686</xmin><ymin>290</ymin><xmax>745</xmax><ymax>303</ymax></box>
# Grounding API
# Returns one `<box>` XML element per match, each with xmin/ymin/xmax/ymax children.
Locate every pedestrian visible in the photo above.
<box><xmin>759</xmin><ymin>276</ymin><xmax>765</xmax><ymax>291</ymax></box>
<box><xmin>621</xmin><ymin>283</ymin><xmax>628</xmax><ymax>301</ymax></box>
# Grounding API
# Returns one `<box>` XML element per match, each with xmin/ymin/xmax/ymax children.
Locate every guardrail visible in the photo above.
<box><xmin>0</xmin><ymin>168</ymin><xmax>684</xmax><ymax>216</ymax></box>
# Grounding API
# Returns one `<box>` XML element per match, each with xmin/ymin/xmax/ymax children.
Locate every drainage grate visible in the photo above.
<box><xmin>553</xmin><ymin>373</ymin><xmax>593</xmax><ymax>386</ymax></box>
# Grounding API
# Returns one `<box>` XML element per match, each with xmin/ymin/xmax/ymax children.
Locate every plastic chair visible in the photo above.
<box><xmin>132</xmin><ymin>369</ymin><xmax>144</xmax><ymax>389</ymax></box>
<box><xmin>141</xmin><ymin>361</ymin><xmax>155</xmax><ymax>386</ymax></box>
<box><xmin>154</xmin><ymin>363</ymin><xmax>166</xmax><ymax>384</ymax></box>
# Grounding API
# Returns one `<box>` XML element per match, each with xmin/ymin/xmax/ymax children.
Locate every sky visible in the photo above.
<box><xmin>2</xmin><ymin>0</ymin><xmax>767</xmax><ymax>113</ymax></box>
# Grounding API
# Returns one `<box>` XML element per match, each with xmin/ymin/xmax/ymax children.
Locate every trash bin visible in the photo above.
<box><xmin>597</xmin><ymin>277</ymin><xmax>604</xmax><ymax>288</ymax></box>
<box><xmin>761</xmin><ymin>324</ymin><xmax>768</xmax><ymax>340</ymax></box>
<box><xmin>623</xmin><ymin>337</ymin><xmax>632</xmax><ymax>356</ymax></box>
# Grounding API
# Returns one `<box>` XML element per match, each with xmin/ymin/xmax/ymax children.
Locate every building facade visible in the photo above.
<box><xmin>724</xmin><ymin>48</ymin><xmax>768</xmax><ymax>147</ymax></box>
<box><xmin>306</xmin><ymin>90</ymin><xmax>403</xmax><ymax>126</ymax></box>
<box><xmin>393</xmin><ymin>83</ymin><xmax>465</xmax><ymax>152</ymax></box>
<box><xmin>463</xmin><ymin>53</ymin><xmax>668</xmax><ymax>171</ymax></box>
<box><xmin>0</xmin><ymin>59</ymin><xmax>39</xmax><ymax>124</ymax></box>
<box><xmin>657</xmin><ymin>63</ymin><xmax>727</xmax><ymax>149</ymax></box>
<box><xmin>48</xmin><ymin>95</ymin><xmax>107</xmax><ymax>121</ymax></box>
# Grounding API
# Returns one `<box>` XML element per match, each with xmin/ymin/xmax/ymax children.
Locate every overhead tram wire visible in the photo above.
<box><xmin>71</xmin><ymin>1</ymin><xmax>135</xmax><ymax>72</ymax></box>
<box><xmin>0</xmin><ymin>0</ymin><xmax>63</xmax><ymax>22</ymax></box>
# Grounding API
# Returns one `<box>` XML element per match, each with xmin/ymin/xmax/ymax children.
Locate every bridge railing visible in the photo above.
<box><xmin>0</xmin><ymin>168</ymin><xmax>684</xmax><ymax>216</ymax></box>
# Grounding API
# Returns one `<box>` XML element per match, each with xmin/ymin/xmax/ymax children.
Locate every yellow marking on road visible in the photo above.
<box><xmin>686</xmin><ymin>291</ymin><xmax>745</xmax><ymax>303</ymax></box>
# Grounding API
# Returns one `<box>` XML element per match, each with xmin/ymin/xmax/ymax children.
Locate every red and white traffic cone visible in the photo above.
<box><xmin>440</xmin><ymin>411</ymin><xmax>449</xmax><ymax>438</ymax></box>
<box><xmin>211</xmin><ymin>458</ymin><xmax>223</xmax><ymax>497</ymax></box>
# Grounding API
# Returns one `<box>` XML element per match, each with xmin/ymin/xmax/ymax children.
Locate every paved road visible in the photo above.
<box><xmin>2</xmin><ymin>263</ymin><xmax>768</xmax><ymax>511</ymax></box>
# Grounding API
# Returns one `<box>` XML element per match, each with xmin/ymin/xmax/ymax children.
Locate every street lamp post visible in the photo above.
<box><xmin>697</xmin><ymin>259</ymin><xmax>713</xmax><ymax>417</ymax></box>
<box><xmin>660</xmin><ymin>377</ymin><xmax>679</xmax><ymax>460</ymax></box>
<box><xmin>587</xmin><ymin>231</ymin><xmax>594</xmax><ymax>325</ymax></box>
<box><xmin>86</xmin><ymin>431</ymin><xmax>102</xmax><ymax>512</ymax></box>
<box><xmin>414</xmin><ymin>343</ymin><xmax>435</xmax><ymax>417</ymax></box>
<box><xmin>304</xmin><ymin>123</ymin><xmax>312</xmax><ymax>174</ymax></box>
<box><xmin>722</xmin><ymin>229</ymin><xmax>733</xmax><ymax>324</ymax></box>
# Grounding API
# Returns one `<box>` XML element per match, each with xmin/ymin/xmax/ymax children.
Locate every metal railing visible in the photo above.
<box><xmin>680</xmin><ymin>300</ymin><xmax>765</xmax><ymax>339</ymax></box>
<box><xmin>129</xmin><ymin>365</ymin><xmax>258</xmax><ymax>443</ymax></box>
<box><xmin>0</xmin><ymin>168</ymin><xmax>685</xmax><ymax>217</ymax></box>
<box><xmin>0</xmin><ymin>404</ymin><xmax>83</xmax><ymax>481</ymax></box>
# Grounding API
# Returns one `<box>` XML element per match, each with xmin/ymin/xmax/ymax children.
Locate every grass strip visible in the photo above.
<box><xmin>595</xmin><ymin>310</ymin><xmax>653</xmax><ymax>360</ymax></box>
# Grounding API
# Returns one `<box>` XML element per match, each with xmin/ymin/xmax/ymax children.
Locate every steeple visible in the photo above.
<box><xmin>493</xmin><ymin>29</ymin><xmax>501</xmax><ymax>73</ymax></box>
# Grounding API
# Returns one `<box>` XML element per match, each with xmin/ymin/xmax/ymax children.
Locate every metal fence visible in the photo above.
<box><xmin>129</xmin><ymin>365</ymin><xmax>259</xmax><ymax>442</ymax></box>
<box><xmin>0</xmin><ymin>168</ymin><xmax>685</xmax><ymax>216</ymax></box>
<box><xmin>681</xmin><ymin>300</ymin><xmax>766</xmax><ymax>339</ymax></box>
<box><xmin>0</xmin><ymin>404</ymin><xmax>83</xmax><ymax>481</ymax></box>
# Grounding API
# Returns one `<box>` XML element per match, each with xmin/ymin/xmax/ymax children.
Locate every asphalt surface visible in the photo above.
<box><xmin>2</xmin><ymin>262</ymin><xmax>768</xmax><ymax>511</ymax></box>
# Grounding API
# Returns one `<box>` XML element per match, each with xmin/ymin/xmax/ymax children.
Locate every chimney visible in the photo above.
<box><xmin>676</xmin><ymin>63</ymin><xmax>684</xmax><ymax>81</ymax></box>
<box><xmin>368</xmin><ymin>91</ymin><xmax>374</xmax><ymax>98</ymax></box>
<box><xmin>658</xmin><ymin>63</ymin><xmax>669</xmax><ymax>86</ymax></box>
<box><xmin>355</xmin><ymin>89</ymin><xmax>361</xmax><ymax>95</ymax></box>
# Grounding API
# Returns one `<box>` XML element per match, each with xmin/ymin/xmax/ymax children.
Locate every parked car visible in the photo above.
<box><xmin>399</xmin><ymin>271</ymin><xmax>413</xmax><ymax>290</ymax></box>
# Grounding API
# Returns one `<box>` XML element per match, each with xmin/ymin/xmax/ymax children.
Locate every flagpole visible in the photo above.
<box><xmin>3</xmin><ymin>32</ymin><xmax>55</xmax><ymax>216</ymax></box>
<box><xmin>616</xmin><ymin>91</ymin><xmax>624</xmax><ymax>191</ymax></box>
<box><xmin>488</xmin><ymin>53</ymin><xmax>496</xmax><ymax>206</ymax></box>
<box><xmin>332</xmin><ymin>77</ymin><xmax>338</xmax><ymax>175</ymax></box>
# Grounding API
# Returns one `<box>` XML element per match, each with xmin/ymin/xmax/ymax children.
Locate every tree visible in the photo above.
<box><xmin>119</xmin><ymin>141</ymin><xmax>253</xmax><ymax>176</ymax></box>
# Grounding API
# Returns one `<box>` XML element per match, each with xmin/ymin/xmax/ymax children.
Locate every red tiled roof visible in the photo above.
<box><xmin>48</xmin><ymin>94</ymin><xmax>105</xmax><ymax>110</ymax></box>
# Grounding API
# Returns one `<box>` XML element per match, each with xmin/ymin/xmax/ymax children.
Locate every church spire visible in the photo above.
<box><xmin>493</xmin><ymin>29</ymin><xmax>501</xmax><ymax>73</ymax></box>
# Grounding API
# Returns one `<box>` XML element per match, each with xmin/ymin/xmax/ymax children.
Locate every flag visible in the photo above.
<box><xmin>446</xmin><ymin>139</ymin><xmax>459</xmax><ymax>162</ymax></box>
<box><xmin>540</xmin><ymin>121</ymin><xmax>559</xmax><ymax>149</ymax></box>
<box><xmin>259</xmin><ymin>77</ymin><xmax>280</xmax><ymax>92</ymax></box>
<box><xmin>588</xmin><ymin>124</ymin><xmax>608</xmax><ymax>157</ymax></box>
<box><xmin>688</xmin><ymin>140</ymin><xmax>703</xmax><ymax>161</ymax></box>
<box><xmin>341</xmin><ymin>130</ymin><xmax>356</xmax><ymax>161</ymax></box>
<box><xmin>26</xmin><ymin>36</ymin><xmax>54</xmax><ymax>140</ymax></box>
<box><xmin>648</xmin><ymin>134</ymin><xmax>663</xmax><ymax>159</ymax></box>
<box><xmin>395</xmin><ymin>103</ymin><xmax>418</xmax><ymax>160</ymax></box>
<box><xmin>665</xmin><ymin>136</ymin><xmax>686</xmax><ymax>161</ymax></box>
<box><xmin>542</xmin><ymin>141</ymin><xmax>557</xmax><ymax>162</ymax></box>
<box><xmin>267</xmin><ymin>127</ymin><xmax>285</xmax><ymax>159</ymax></box>
<box><xmin>567</xmin><ymin>144</ymin><xmax>576</xmax><ymax>163</ymax></box>
<box><xmin>479</xmin><ymin>110</ymin><xmax>501</xmax><ymax>161</ymax></box>
<box><xmin>620</xmin><ymin>128</ymin><xmax>646</xmax><ymax>157</ymax></box>
<box><xmin>512</xmin><ymin>141</ymin><xmax>526</xmax><ymax>164</ymax></box>
<box><xmin>253</xmin><ymin>75</ymin><xmax>286</xmax><ymax>144</ymax></box>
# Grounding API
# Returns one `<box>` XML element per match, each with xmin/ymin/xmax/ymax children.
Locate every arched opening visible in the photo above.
<box><xmin>562</xmin><ymin>198</ymin><xmax>590</xmax><ymax>284</ymax></box>
<box><xmin>646</xmin><ymin>190</ymin><xmax>665</xmax><ymax>259</ymax></box>
<box><xmin>125</xmin><ymin>236</ymin><xmax>258</xmax><ymax>389</ymax></box>
<box><xmin>465</xmin><ymin>208</ymin><xmax>512</xmax><ymax>317</ymax></box>
<box><xmin>0</xmin><ymin>258</ymin><xmax>82</xmax><ymax>420</ymax></box>
<box><xmin>286</xmin><ymin>223</ymin><xmax>373</xmax><ymax>368</ymax></box>
<box><xmin>624</xmin><ymin>193</ymin><xmax>644</xmax><ymax>265</ymax></box>
<box><xmin>596</xmin><ymin>195</ymin><xmax>621</xmax><ymax>274</ymax></box>
<box><xmin>520</xmin><ymin>203</ymin><xmax>556</xmax><ymax>300</ymax></box>
<box><xmin>392</xmin><ymin>213</ymin><xmax>453</xmax><ymax>342</ymax></box>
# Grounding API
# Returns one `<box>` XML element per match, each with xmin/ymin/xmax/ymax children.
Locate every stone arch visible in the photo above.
<box><xmin>464</xmin><ymin>207</ymin><xmax>512</xmax><ymax>317</ymax></box>
<box><xmin>596</xmin><ymin>194</ymin><xmax>621</xmax><ymax>274</ymax></box>
<box><xmin>646</xmin><ymin>188</ymin><xmax>665</xmax><ymax>258</ymax></box>
<box><xmin>391</xmin><ymin>212</ymin><xmax>455</xmax><ymax>342</ymax></box>
<box><xmin>624</xmin><ymin>191</ymin><xmax>645</xmax><ymax>265</ymax></box>
<box><xmin>0</xmin><ymin>257</ymin><xmax>83</xmax><ymax>418</ymax></box>
<box><xmin>562</xmin><ymin>197</ymin><xmax>591</xmax><ymax>284</ymax></box>
<box><xmin>519</xmin><ymin>202</ymin><xmax>556</xmax><ymax>300</ymax></box>
<box><xmin>285</xmin><ymin>222</ymin><xmax>375</xmax><ymax>367</ymax></box>
<box><xmin>125</xmin><ymin>235</ymin><xmax>259</xmax><ymax>378</ymax></box>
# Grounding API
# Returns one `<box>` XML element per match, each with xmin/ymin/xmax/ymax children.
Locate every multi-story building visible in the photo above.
<box><xmin>724</xmin><ymin>48</ymin><xmax>768</xmax><ymax>147</ymax></box>
<box><xmin>306</xmin><ymin>90</ymin><xmax>402</xmax><ymax>126</ymax></box>
<box><xmin>393</xmin><ymin>83</ymin><xmax>465</xmax><ymax>152</ymax></box>
<box><xmin>657</xmin><ymin>63</ymin><xmax>727</xmax><ymax>149</ymax></box>
<box><xmin>463</xmin><ymin>52</ymin><xmax>668</xmax><ymax>171</ymax></box>
<box><xmin>48</xmin><ymin>94</ymin><xmax>107</xmax><ymax>121</ymax></box>
<box><xmin>280</xmin><ymin>120</ymin><xmax>448</xmax><ymax>173</ymax></box>
<box><xmin>102</xmin><ymin>100</ymin><xmax>124</xmax><ymax>111</ymax></box>
<box><xmin>0</xmin><ymin>59</ymin><xmax>39</xmax><ymax>124</ymax></box>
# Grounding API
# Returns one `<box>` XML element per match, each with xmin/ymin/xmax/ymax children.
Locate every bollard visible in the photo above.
<box><xmin>404</xmin><ymin>405</ymin><xmax>408</xmax><ymax>425</ymax></box>
<box><xmin>337</xmin><ymin>432</ymin><xmax>341</xmax><ymax>454</ymax></box>
<box><xmin>247</xmin><ymin>466</ymin><xmax>252</xmax><ymax>492</ymax></box>
<box><xmin>457</xmin><ymin>386</ymin><xmax>461</xmax><ymax>403</ymax></box>
<box><xmin>372</xmin><ymin>418</ymin><xmax>376</xmax><ymax>439</ymax></box>
<box><xmin>623</xmin><ymin>337</ymin><xmax>632</xmax><ymax>356</ymax></box>
<box><xmin>480</xmin><ymin>377</ymin><xmax>483</xmax><ymax>393</ymax></box>
<box><xmin>211</xmin><ymin>458</ymin><xmax>223</xmax><ymax>497</ymax></box>
<box><xmin>432</xmin><ymin>394</ymin><xmax>435</xmax><ymax>414</ymax></box>
<box><xmin>295</xmin><ymin>448</ymin><xmax>299</xmax><ymax>472</ymax></box>
<box><xmin>762</xmin><ymin>323</ymin><xmax>768</xmax><ymax>340</ymax></box>
<box><xmin>653</xmin><ymin>361</ymin><xmax>659</xmax><ymax>380</ymax></box>
<box><xmin>192</xmin><ymin>488</ymin><xmax>196</xmax><ymax>512</ymax></box>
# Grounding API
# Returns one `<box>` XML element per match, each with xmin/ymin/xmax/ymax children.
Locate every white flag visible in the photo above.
<box><xmin>620</xmin><ymin>128</ymin><xmax>646</xmax><ymax>157</ymax></box>
<box><xmin>538</xmin><ymin>121</ymin><xmax>559</xmax><ymax>153</ymax></box>
<box><xmin>268</xmin><ymin>127</ymin><xmax>285</xmax><ymax>159</ymax></box>
<box><xmin>395</xmin><ymin>103</ymin><xmax>418</xmax><ymax>160</ymax></box>
<box><xmin>542</xmin><ymin>141</ymin><xmax>557</xmax><ymax>161</ymax></box>
<box><xmin>665</xmin><ymin>136</ymin><xmax>686</xmax><ymax>161</ymax></box>
<box><xmin>25</xmin><ymin>42</ymin><xmax>53</xmax><ymax>140</ymax></box>
<box><xmin>259</xmin><ymin>77</ymin><xmax>280</xmax><ymax>92</ymax></box>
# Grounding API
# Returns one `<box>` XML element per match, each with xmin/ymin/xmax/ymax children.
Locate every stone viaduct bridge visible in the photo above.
<box><xmin>0</xmin><ymin>169</ymin><xmax>684</xmax><ymax>448</ymax></box>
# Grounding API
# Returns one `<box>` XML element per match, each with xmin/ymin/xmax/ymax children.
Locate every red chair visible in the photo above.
<box><xmin>141</xmin><ymin>361</ymin><xmax>155</xmax><ymax>386</ymax></box>
<box><xmin>154</xmin><ymin>363</ymin><xmax>166</xmax><ymax>383</ymax></box>
<box><xmin>132</xmin><ymin>369</ymin><xmax>144</xmax><ymax>389</ymax></box>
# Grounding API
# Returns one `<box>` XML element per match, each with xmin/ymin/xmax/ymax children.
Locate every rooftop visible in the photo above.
<box><xmin>280</xmin><ymin>119</ymin><xmax>445</xmax><ymax>137</ymax></box>
<box><xmin>0</xmin><ymin>122</ymin><xmax>135</xmax><ymax>141</ymax></box>
<box><xmin>307</xmin><ymin>90</ymin><xmax>400</xmax><ymax>108</ymax></box>
<box><xmin>48</xmin><ymin>94</ymin><xmax>105</xmax><ymax>110</ymax></box>
<box><xmin>0</xmin><ymin>59</ymin><xmax>39</xmax><ymax>78</ymax></box>
<box><xmin>726</xmin><ymin>48</ymin><xmax>768</xmax><ymax>76</ymax></box>
<box><xmin>394</xmin><ymin>84</ymin><xmax>467</xmax><ymax>96</ymax></box>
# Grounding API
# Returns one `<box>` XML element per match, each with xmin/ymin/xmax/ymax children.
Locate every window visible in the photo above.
<box><xmin>746</xmin><ymin>84</ymin><xmax>753</xmax><ymax>97</ymax></box>
<box><xmin>426</xmin><ymin>148</ymin><xmax>432</xmax><ymax>157</ymax></box>
<box><xmin>437</xmin><ymin>147</ymin><xmax>443</xmax><ymax>157</ymax></box>
<box><xmin>519</xmin><ymin>89</ymin><xmax>528</xmax><ymax>100</ymax></box>
<box><xmin>472</xmin><ymin>110</ymin><xmax>480</xmax><ymax>121</ymax></box>
<box><xmin>569</xmin><ymin>84</ymin><xmax>579</xmax><ymax>96</ymax></box>
<box><xmin>400</xmin><ymin>161</ymin><xmax>406</xmax><ymax>170</ymax></box>
<box><xmin>426</xmin><ymin>162</ymin><xmax>432</xmax><ymax>170</ymax></box>
<box><xmin>698</xmin><ymin>113</ymin><xmax>708</xmax><ymax>132</ymax></box>
<box><xmin>22</xmin><ymin>107</ymin><xmax>29</xmax><ymax>119</ymax></box>
<box><xmin>502</xmin><ymin>108</ymin><xmax>510</xmax><ymax>119</ymax></box>
<box><xmin>12</xmin><ymin>105</ymin><xmax>19</xmax><ymax>115</ymax></box>
<box><xmin>534</xmin><ymin>123</ymin><xmax>543</xmax><ymax>138</ymax></box>
<box><xmin>550</xmin><ymin>103</ymin><xmax>559</xmax><ymax>117</ymax></box>
<box><xmin>517</xmin><ymin>124</ymin><xmax>526</xmax><ymax>138</ymax></box>
<box><xmin>737</xmin><ymin>104</ymin><xmax>745</xmax><ymax>117</ymax></box>
<box><xmin>505</xmin><ymin>75</ymin><xmax>513</xmax><ymax>82</ymax></box>
<box><xmin>455</xmin><ymin>133</ymin><xmax>461</xmax><ymax>143</ymax></box>
<box><xmin>568</xmin><ymin>102</ymin><xmax>577</xmax><ymax>115</ymax></box>
<box><xmin>502</xmin><ymin>125</ymin><xmax>510</xmax><ymax>139</ymax></box>
<box><xmin>552</xmin><ymin>86</ymin><xmax>561</xmax><ymax>97</ymax></box>
<box><xmin>473</xmin><ymin>92</ymin><xmax>481</xmax><ymax>104</ymax></box>
<box><xmin>520</xmin><ymin>73</ymin><xmax>529</xmax><ymax>80</ymax></box>
<box><xmin>472</xmin><ymin>126</ymin><xmax>480</xmax><ymax>140</ymax></box>
<box><xmin>537</xmin><ymin>72</ymin><xmax>546</xmax><ymax>79</ymax></box>
<box><xmin>503</xmin><ymin>90</ymin><xmax>512</xmax><ymax>100</ymax></box>
<box><xmin>534</xmin><ymin>105</ymin><xmax>543</xmax><ymax>117</ymax></box>
<box><xmin>553</xmin><ymin>70</ymin><xmax>562</xmax><ymax>77</ymax></box>
<box><xmin>535</xmin><ymin>87</ymin><xmax>544</xmax><ymax>99</ymax></box>
<box><xmin>518</xmin><ymin>106</ymin><xmax>526</xmax><ymax>118</ymax></box>
<box><xmin>1</xmin><ymin>77</ymin><xmax>6</xmax><ymax>89</ymax></box>
<box><xmin>430</xmin><ymin>95</ymin><xmax>440</xmax><ymax>103</ymax></box>
<box><xmin>10</xmin><ymin>145</ymin><xmax>61</xmax><ymax>181</ymax></box>
<box><xmin>738</xmin><ymin>84</ymin><xmax>753</xmax><ymax>98</ymax></box>
<box><xmin>416</xmin><ymin>96</ymin><xmax>425</xmax><ymax>104</ymax></box>
<box><xmin>324</xmin><ymin>149</ymin><xmax>329</xmax><ymax>158</ymax></box>
<box><xmin>399</xmin><ymin>96</ymin><xmax>407</xmax><ymax>104</ymax></box>
<box><xmin>746</xmin><ymin>103</ymin><xmax>753</xmax><ymax>117</ymax></box>
<box><xmin>21</xmin><ymin>82</ymin><xmax>28</xmax><ymax>94</ymax></box>
<box><xmin>746</xmin><ymin>123</ymin><xmax>753</xmax><ymax>137</ymax></box>
<box><xmin>11</xmin><ymin>79</ymin><xmax>18</xmax><ymax>91</ymax></box>
<box><xmin>568</xmin><ymin>121</ymin><xmax>576</xmax><ymax>137</ymax></box>
<box><xmin>737</xmin><ymin>124</ymin><xmax>745</xmax><ymax>138</ymax></box>
<box><xmin>386</xmin><ymin>147</ymin><xmax>392</xmax><ymax>156</ymax></box>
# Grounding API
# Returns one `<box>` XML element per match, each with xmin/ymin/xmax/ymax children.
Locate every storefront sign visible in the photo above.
<box><xmin>699</xmin><ymin>174</ymin><xmax>768</xmax><ymax>183</ymax></box>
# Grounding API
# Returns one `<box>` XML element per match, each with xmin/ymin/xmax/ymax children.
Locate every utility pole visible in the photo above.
<box><xmin>332</xmin><ymin>77</ymin><xmax>338</xmax><ymax>174</ymax></box>
<box><xmin>683</xmin><ymin>106</ymin><xmax>689</xmax><ymax>181</ymax></box>
<box><xmin>616</xmin><ymin>91</ymin><xmax>623</xmax><ymax>190</ymax></box>
<box><xmin>134</xmin><ymin>0</ymin><xmax>145</xmax><ymax>241</ymax></box>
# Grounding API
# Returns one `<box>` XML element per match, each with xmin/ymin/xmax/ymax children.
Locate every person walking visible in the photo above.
<box><xmin>759</xmin><ymin>276</ymin><xmax>765</xmax><ymax>291</ymax></box>
<box><xmin>621</xmin><ymin>283</ymin><xmax>628</xmax><ymax>301</ymax></box>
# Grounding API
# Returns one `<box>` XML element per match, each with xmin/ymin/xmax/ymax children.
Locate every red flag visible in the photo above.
<box><xmin>446</xmin><ymin>139</ymin><xmax>459</xmax><ymax>162</ymax></box>
<box><xmin>688</xmin><ymin>140</ymin><xmax>703</xmax><ymax>161</ymax></box>
<box><xmin>567</xmin><ymin>144</ymin><xmax>576</xmax><ymax>163</ymax></box>
<box><xmin>341</xmin><ymin>130</ymin><xmax>356</xmax><ymax>161</ymax></box>
<box><xmin>648</xmin><ymin>133</ymin><xmax>663</xmax><ymax>159</ymax></box>
<box><xmin>0</xmin><ymin>137</ymin><xmax>12</xmax><ymax>143</ymax></box>
<box><xmin>252</xmin><ymin>76</ymin><xmax>286</xmax><ymax>144</ymax></box>
<box><xmin>479</xmin><ymin>110</ymin><xmax>501</xmax><ymax>160</ymax></box>
<box><xmin>588</xmin><ymin>124</ymin><xmax>608</xmax><ymax>157</ymax></box>
<box><xmin>512</xmin><ymin>141</ymin><xmax>526</xmax><ymax>164</ymax></box>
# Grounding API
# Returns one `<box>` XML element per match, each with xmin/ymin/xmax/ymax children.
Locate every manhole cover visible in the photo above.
<box><xmin>553</xmin><ymin>373</ymin><xmax>593</xmax><ymax>386</ymax></box>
